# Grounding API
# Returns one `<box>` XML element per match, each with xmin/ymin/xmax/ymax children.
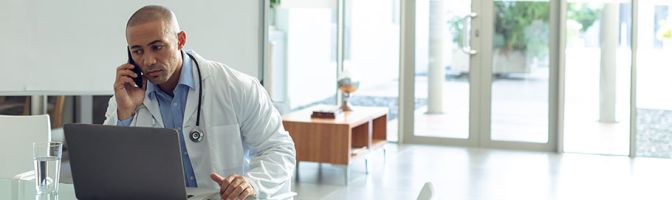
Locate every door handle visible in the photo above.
<box><xmin>460</xmin><ymin>13</ymin><xmax>478</xmax><ymax>55</ymax></box>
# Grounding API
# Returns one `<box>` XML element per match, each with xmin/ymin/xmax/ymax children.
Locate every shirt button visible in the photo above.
<box><xmin>190</xmin><ymin>176</ymin><xmax>195</xmax><ymax>180</ymax></box>
<box><xmin>173</xmin><ymin>103</ymin><xmax>178</xmax><ymax>107</ymax></box>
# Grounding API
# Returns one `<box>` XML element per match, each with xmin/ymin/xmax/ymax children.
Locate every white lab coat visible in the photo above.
<box><xmin>103</xmin><ymin>50</ymin><xmax>296</xmax><ymax>199</ymax></box>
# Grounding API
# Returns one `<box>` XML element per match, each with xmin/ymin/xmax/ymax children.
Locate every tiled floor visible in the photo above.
<box><xmin>292</xmin><ymin>143</ymin><xmax>672</xmax><ymax>200</ymax></box>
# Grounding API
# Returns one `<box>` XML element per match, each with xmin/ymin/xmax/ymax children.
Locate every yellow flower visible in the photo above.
<box><xmin>657</xmin><ymin>20</ymin><xmax>672</xmax><ymax>40</ymax></box>
<box><xmin>661</xmin><ymin>28</ymin><xmax>672</xmax><ymax>40</ymax></box>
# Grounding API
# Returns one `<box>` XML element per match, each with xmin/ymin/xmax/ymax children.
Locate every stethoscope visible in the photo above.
<box><xmin>186</xmin><ymin>52</ymin><xmax>205</xmax><ymax>143</ymax></box>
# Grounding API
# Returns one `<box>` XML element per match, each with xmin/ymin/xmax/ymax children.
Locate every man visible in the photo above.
<box><xmin>103</xmin><ymin>5</ymin><xmax>296</xmax><ymax>200</ymax></box>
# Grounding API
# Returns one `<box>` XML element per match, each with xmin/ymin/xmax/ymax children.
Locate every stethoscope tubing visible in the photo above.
<box><xmin>186</xmin><ymin>52</ymin><xmax>204</xmax><ymax>143</ymax></box>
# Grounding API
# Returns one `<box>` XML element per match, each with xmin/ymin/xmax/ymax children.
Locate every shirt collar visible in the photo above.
<box><xmin>146</xmin><ymin>50</ymin><xmax>195</xmax><ymax>98</ymax></box>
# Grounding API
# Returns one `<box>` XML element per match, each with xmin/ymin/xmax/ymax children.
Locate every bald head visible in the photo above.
<box><xmin>126</xmin><ymin>5</ymin><xmax>180</xmax><ymax>34</ymax></box>
<box><xmin>125</xmin><ymin>5</ymin><xmax>187</xmax><ymax>90</ymax></box>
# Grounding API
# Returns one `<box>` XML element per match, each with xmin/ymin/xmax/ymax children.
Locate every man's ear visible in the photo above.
<box><xmin>177</xmin><ymin>31</ymin><xmax>187</xmax><ymax>49</ymax></box>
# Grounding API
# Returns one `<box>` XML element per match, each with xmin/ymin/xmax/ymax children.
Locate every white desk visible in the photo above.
<box><xmin>0</xmin><ymin>179</ymin><xmax>76</xmax><ymax>200</ymax></box>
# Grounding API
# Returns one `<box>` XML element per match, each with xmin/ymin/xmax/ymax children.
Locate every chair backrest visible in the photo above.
<box><xmin>417</xmin><ymin>181</ymin><xmax>434</xmax><ymax>200</ymax></box>
<box><xmin>0</xmin><ymin>115</ymin><xmax>51</xmax><ymax>179</ymax></box>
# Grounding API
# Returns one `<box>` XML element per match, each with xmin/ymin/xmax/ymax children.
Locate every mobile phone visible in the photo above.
<box><xmin>127</xmin><ymin>48</ymin><xmax>143</xmax><ymax>87</ymax></box>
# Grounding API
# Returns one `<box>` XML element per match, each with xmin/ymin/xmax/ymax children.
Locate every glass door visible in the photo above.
<box><xmin>402</xmin><ymin>0</ymin><xmax>556</xmax><ymax>150</ymax></box>
<box><xmin>342</xmin><ymin>0</ymin><xmax>401</xmax><ymax>141</ymax></box>
<box><xmin>484</xmin><ymin>0</ymin><xmax>554</xmax><ymax>149</ymax></box>
<box><xmin>268</xmin><ymin>0</ymin><xmax>339</xmax><ymax>113</ymax></box>
<box><xmin>403</xmin><ymin>0</ymin><xmax>479</xmax><ymax>146</ymax></box>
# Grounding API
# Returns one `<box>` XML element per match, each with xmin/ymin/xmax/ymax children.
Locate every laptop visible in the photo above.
<box><xmin>64</xmin><ymin>124</ymin><xmax>218</xmax><ymax>200</ymax></box>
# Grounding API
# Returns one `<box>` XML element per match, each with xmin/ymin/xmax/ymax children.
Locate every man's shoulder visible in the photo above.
<box><xmin>204</xmin><ymin>60</ymin><xmax>258</xmax><ymax>85</ymax></box>
<box><xmin>191</xmin><ymin>54</ymin><xmax>260</xmax><ymax>96</ymax></box>
<box><xmin>189</xmin><ymin>50</ymin><xmax>258</xmax><ymax>84</ymax></box>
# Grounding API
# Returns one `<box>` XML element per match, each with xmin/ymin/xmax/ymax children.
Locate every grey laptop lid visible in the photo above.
<box><xmin>64</xmin><ymin>123</ymin><xmax>189</xmax><ymax>200</ymax></box>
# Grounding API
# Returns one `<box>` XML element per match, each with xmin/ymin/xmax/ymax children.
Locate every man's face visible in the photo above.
<box><xmin>126</xmin><ymin>21</ymin><xmax>183</xmax><ymax>85</ymax></box>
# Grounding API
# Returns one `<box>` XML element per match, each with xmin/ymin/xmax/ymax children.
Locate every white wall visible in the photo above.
<box><xmin>0</xmin><ymin>0</ymin><xmax>261</xmax><ymax>94</ymax></box>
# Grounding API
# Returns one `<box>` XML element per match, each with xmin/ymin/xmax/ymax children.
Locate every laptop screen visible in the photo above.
<box><xmin>64</xmin><ymin>124</ymin><xmax>189</xmax><ymax>199</ymax></box>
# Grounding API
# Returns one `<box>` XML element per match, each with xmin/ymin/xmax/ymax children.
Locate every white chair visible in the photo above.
<box><xmin>417</xmin><ymin>181</ymin><xmax>434</xmax><ymax>200</ymax></box>
<box><xmin>0</xmin><ymin>114</ymin><xmax>51</xmax><ymax>178</ymax></box>
<box><xmin>1</xmin><ymin>115</ymin><xmax>51</xmax><ymax>199</ymax></box>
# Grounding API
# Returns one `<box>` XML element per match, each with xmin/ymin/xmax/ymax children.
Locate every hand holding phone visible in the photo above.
<box><xmin>115</xmin><ymin>48</ymin><xmax>147</xmax><ymax>121</ymax></box>
<box><xmin>127</xmin><ymin>48</ymin><xmax>143</xmax><ymax>87</ymax></box>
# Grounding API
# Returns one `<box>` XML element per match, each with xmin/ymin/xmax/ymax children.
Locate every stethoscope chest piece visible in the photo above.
<box><xmin>189</xmin><ymin>127</ymin><xmax>204</xmax><ymax>143</ymax></box>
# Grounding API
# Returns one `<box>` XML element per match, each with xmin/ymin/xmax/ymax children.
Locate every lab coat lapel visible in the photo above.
<box><xmin>143</xmin><ymin>97</ymin><xmax>164</xmax><ymax>127</ymax></box>
<box><xmin>183</xmin><ymin>51</ymin><xmax>214</xmax><ymax>188</ymax></box>
<box><xmin>184</xmin><ymin>85</ymin><xmax>199</xmax><ymax>126</ymax></box>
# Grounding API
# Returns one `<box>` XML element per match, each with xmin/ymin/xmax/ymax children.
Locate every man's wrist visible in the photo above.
<box><xmin>117</xmin><ymin>109</ymin><xmax>135</xmax><ymax>121</ymax></box>
<box><xmin>117</xmin><ymin>117</ymin><xmax>133</xmax><ymax>126</ymax></box>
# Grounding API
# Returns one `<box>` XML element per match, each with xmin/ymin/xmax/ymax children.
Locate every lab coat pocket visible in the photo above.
<box><xmin>208</xmin><ymin>124</ymin><xmax>244</xmax><ymax>171</ymax></box>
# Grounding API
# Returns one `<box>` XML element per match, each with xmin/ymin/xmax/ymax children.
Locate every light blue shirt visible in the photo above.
<box><xmin>118</xmin><ymin>51</ymin><xmax>198</xmax><ymax>187</ymax></box>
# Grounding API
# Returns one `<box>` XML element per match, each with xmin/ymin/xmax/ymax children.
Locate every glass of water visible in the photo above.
<box><xmin>32</xmin><ymin>142</ymin><xmax>63</xmax><ymax>195</ymax></box>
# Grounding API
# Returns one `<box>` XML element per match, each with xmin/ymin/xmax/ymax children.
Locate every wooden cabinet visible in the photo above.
<box><xmin>282</xmin><ymin>105</ymin><xmax>388</xmax><ymax>180</ymax></box>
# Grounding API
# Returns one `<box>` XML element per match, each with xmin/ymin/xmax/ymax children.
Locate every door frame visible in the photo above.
<box><xmin>399</xmin><ymin>0</ymin><xmax>481</xmax><ymax>147</ymax></box>
<box><xmin>628</xmin><ymin>0</ymin><xmax>638</xmax><ymax>158</ymax></box>
<box><xmin>399</xmin><ymin>0</ymin><xmax>560</xmax><ymax>152</ymax></box>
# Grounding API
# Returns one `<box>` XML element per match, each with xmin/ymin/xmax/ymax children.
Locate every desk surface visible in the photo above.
<box><xmin>282</xmin><ymin>105</ymin><xmax>388</xmax><ymax>126</ymax></box>
<box><xmin>0</xmin><ymin>179</ymin><xmax>76</xmax><ymax>200</ymax></box>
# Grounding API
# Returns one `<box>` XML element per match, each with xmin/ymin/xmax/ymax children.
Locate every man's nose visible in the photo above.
<box><xmin>142</xmin><ymin>54</ymin><xmax>157</xmax><ymax>66</ymax></box>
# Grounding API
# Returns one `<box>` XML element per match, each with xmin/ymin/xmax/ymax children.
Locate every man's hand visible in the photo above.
<box><xmin>210</xmin><ymin>172</ymin><xmax>255</xmax><ymax>200</ymax></box>
<box><xmin>114</xmin><ymin>63</ymin><xmax>146</xmax><ymax>120</ymax></box>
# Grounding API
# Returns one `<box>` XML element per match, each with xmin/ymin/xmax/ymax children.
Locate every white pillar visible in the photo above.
<box><xmin>30</xmin><ymin>95</ymin><xmax>47</xmax><ymax>115</ymax></box>
<box><xmin>599</xmin><ymin>3</ymin><xmax>618</xmax><ymax>123</ymax></box>
<box><xmin>427</xmin><ymin>0</ymin><xmax>444</xmax><ymax>114</ymax></box>
<box><xmin>76</xmin><ymin>96</ymin><xmax>93</xmax><ymax>124</ymax></box>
